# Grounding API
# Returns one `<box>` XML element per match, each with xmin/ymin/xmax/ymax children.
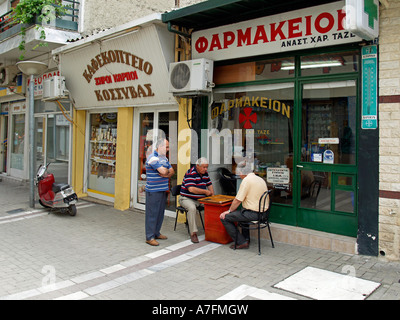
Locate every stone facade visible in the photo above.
<box><xmin>378</xmin><ymin>1</ymin><xmax>400</xmax><ymax>261</ymax></box>
<box><xmin>80</xmin><ymin>0</ymin><xmax>205</xmax><ymax>35</ymax></box>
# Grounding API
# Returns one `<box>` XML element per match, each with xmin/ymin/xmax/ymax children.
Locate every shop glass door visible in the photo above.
<box><xmin>35</xmin><ymin>114</ymin><xmax>70</xmax><ymax>183</ymax></box>
<box><xmin>135</xmin><ymin>110</ymin><xmax>178</xmax><ymax>212</ymax></box>
<box><xmin>88</xmin><ymin>113</ymin><xmax>118</xmax><ymax>198</ymax></box>
<box><xmin>0</xmin><ymin>115</ymin><xmax>8</xmax><ymax>173</ymax></box>
<box><xmin>46</xmin><ymin>114</ymin><xmax>69</xmax><ymax>183</ymax></box>
<box><xmin>34</xmin><ymin>116</ymin><xmax>45</xmax><ymax>172</ymax></box>
<box><xmin>10</xmin><ymin>113</ymin><xmax>25</xmax><ymax>171</ymax></box>
<box><xmin>297</xmin><ymin>80</ymin><xmax>358</xmax><ymax>237</ymax></box>
<box><xmin>34</xmin><ymin>101</ymin><xmax>71</xmax><ymax>183</ymax></box>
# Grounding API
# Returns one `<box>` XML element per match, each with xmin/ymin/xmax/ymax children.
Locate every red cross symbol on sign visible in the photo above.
<box><xmin>239</xmin><ymin>107</ymin><xmax>257</xmax><ymax>129</ymax></box>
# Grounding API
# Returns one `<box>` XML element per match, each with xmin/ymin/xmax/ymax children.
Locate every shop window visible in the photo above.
<box><xmin>34</xmin><ymin>100</ymin><xmax>71</xmax><ymax>183</ymax></box>
<box><xmin>136</xmin><ymin>111</ymin><xmax>178</xmax><ymax>211</ymax></box>
<box><xmin>0</xmin><ymin>112</ymin><xmax>8</xmax><ymax>173</ymax></box>
<box><xmin>89</xmin><ymin>113</ymin><xmax>117</xmax><ymax>196</ymax></box>
<box><xmin>300</xmin><ymin>171</ymin><xmax>356</xmax><ymax>214</ymax></box>
<box><xmin>300</xmin><ymin>171</ymin><xmax>330</xmax><ymax>210</ymax></box>
<box><xmin>337</xmin><ymin>175</ymin><xmax>353</xmax><ymax>186</ymax></box>
<box><xmin>334</xmin><ymin>189</ymin><xmax>354</xmax><ymax>213</ymax></box>
<box><xmin>54</xmin><ymin>114</ymin><xmax>69</xmax><ymax>162</ymax></box>
<box><xmin>10</xmin><ymin>114</ymin><xmax>24</xmax><ymax>170</ymax></box>
<box><xmin>214</xmin><ymin>57</ymin><xmax>295</xmax><ymax>86</ymax></box>
<box><xmin>334</xmin><ymin>174</ymin><xmax>355</xmax><ymax>213</ymax></box>
<box><xmin>300</xmin><ymin>51</ymin><xmax>359</xmax><ymax>76</ymax></box>
<box><xmin>138</xmin><ymin>113</ymin><xmax>154</xmax><ymax>204</ymax></box>
<box><xmin>301</xmin><ymin>81</ymin><xmax>356</xmax><ymax>165</ymax></box>
<box><xmin>35</xmin><ymin>100</ymin><xmax>70</xmax><ymax>113</ymax></box>
<box><xmin>255</xmin><ymin>57</ymin><xmax>295</xmax><ymax>80</ymax></box>
<box><xmin>211</xmin><ymin>83</ymin><xmax>294</xmax><ymax>205</ymax></box>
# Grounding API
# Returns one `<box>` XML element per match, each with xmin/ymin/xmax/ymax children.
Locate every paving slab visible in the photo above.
<box><xmin>0</xmin><ymin>178</ymin><xmax>399</xmax><ymax>301</ymax></box>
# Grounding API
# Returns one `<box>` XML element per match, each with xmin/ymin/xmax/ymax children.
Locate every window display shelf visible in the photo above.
<box><xmin>90</xmin><ymin>140</ymin><xmax>116</xmax><ymax>144</ymax></box>
<box><xmin>90</xmin><ymin>157</ymin><xmax>115</xmax><ymax>166</ymax></box>
<box><xmin>89</xmin><ymin>115</ymin><xmax>117</xmax><ymax>181</ymax></box>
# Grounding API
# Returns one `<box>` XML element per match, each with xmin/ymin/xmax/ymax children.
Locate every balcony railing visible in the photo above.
<box><xmin>0</xmin><ymin>0</ymin><xmax>79</xmax><ymax>40</ymax></box>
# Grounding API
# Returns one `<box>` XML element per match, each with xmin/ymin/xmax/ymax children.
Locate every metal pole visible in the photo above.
<box><xmin>29</xmin><ymin>75</ymin><xmax>35</xmax><ymax>208</ymax></box>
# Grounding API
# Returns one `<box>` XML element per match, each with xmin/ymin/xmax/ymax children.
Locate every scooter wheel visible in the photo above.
<box><xmin>68</xmin><ymin>204</ymin><xmax>77</xmax><ymax>216</ymax></box>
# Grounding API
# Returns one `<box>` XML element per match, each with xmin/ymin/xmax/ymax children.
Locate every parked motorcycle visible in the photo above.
<box><xmin>35</xmin><ymin>163</ymin><xmax>78</xmax><ymax>216</ymax></box>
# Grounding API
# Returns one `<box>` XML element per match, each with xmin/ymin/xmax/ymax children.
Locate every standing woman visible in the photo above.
<box><xmin>145</xmin><ymin>138</ymin><xmax>174</xmax><ymax>246</ymax></box>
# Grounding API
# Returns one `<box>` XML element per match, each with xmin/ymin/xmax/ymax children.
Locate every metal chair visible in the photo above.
<box><xmin>234</xmin><ymin>189</ymin><xmax>274</xmax><ymax>255</ymax></box>
<box><xmin>171</xmin><ymin>184</ymin><xmax>204</xmax><ymax>235</ymax></box>
<box><xmin>217</xmin><ymin>167</ymin><xmax>237</xmax><ymax>196</ymax></box>
<box><xmin>309</xmin><ymin>180</ymin><xmax>322</xmax><ymax>208</ymax></box>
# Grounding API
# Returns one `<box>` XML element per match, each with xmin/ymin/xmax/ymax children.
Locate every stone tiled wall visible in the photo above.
<box><xmin>81</xmin><ymin>0</ymin><xmax>205</xmax><ymax>35</ymax></box>
<box><xmin>378</xmin><ymin>1</ymin><xmax>400</xmax><ymax>261</ymax></box>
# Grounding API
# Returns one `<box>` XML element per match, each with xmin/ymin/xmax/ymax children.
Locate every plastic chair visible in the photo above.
<box><xmin>171</xmin><ymin>184</ymin><xmax>205</xmax><ymax>235</ymax></box>
<box><xmin>234</xmin><ymin>189</ymin><xmax>274</xmax><ymax>255</ymax></box>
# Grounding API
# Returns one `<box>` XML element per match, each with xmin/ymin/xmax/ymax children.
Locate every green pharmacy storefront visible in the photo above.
<box><xmin>164</xmin><ymin>0</ymin><xmax>380</xmax><ymax>255</ymax></box>
<box><xmin>210</xmin><ymin>50</ymin><xmax>359</xmax><ymax>237</ymax></box>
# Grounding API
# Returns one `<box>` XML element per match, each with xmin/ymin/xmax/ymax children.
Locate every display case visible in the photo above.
<box><xmin>88</xmin><ymin>113</ymin><xmax>117</xmax><ymax>196</ymax></box>
<box><xmin>90</xmin><ymin>126</ymin><xmax>116</xmax><ymax>178</ymax></box>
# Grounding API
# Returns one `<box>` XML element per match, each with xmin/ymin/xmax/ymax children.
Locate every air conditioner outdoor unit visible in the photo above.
<box><xmin>0</xmin><ymin>66</ymin><xmax>19</xmax><ymax>87</ymax></box>
<box><xmin>42</xmin><ymin>76</ymin><xmax>67</xmax><ymax>101</ymax></box>
<box><xmin>168</xmin><ymin>58</ymin><xmax>214</xmax><ymax>95</ymax></box>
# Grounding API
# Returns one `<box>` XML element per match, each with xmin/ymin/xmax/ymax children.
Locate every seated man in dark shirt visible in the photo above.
<box><xmin>179</xmin><ymin>157</ymin><xmax>214</xmax><ymax>243</ymax></box>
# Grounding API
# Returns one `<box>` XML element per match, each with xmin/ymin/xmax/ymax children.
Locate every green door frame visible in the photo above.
<box><xmin>208</xmin><ymin>45</ymin><xmax>361</xmax><ymax>237</ymax></box>
<box><xmin>294</xmin><ymin>74</ymin><xmax>359</xmax><ymax>237</ymax></box>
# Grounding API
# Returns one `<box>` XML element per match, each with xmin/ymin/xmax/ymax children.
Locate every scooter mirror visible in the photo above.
<box><xmin>37</xmin><ymin>165</ymin><xmax>46</xmax><ymax>178</ymax></box>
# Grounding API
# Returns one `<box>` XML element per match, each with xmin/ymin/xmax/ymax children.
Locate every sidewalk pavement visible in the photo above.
<box><xmin>0</xmin><ymin>177</ymin><xmax>399</xmax><ymax>301</ymax></box>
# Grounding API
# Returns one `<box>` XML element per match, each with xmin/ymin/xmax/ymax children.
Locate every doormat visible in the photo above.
<box><xmin>6</xmin><ymin>208</ymin><xmax>25</xmax><ymax>215</ymax></box>
<box><xmin>274</xmin><ymin>266</ymin><xmax>380</xmax><ymax>300</ymax></box>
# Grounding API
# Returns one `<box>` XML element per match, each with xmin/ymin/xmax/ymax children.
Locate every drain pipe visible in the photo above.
<box><xmin>167</xmin><ymin>22</ymin><xmax>191</xmax><ymax>38</ymax></box>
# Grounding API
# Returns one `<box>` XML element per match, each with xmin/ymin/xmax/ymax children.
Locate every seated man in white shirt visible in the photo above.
<box><xmin>219</xmin><ymin>163</ymin><xmax>268</xmax><ymax>249</ymax></box>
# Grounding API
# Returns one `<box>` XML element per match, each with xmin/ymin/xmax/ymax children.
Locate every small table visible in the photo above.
<box><xmin>198</xmin><ymin>195</ymin><xmax>235</xmax><ymax>244</ymax></box>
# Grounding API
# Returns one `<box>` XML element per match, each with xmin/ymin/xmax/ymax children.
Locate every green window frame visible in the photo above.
<box><xmin>209</xmin><ymin>44</ymin><xmax>360</xmax><ymax>237</ymax></box>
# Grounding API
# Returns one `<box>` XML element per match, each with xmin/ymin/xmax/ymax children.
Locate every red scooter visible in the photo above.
<box><xmin>36</xmin><ymin>163</ymin><xmax>78</xmax><ymax>216</ymax></box>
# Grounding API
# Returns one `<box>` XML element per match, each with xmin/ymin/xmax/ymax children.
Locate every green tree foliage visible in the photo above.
<box><xmin>12</xmin><ymin>0</ymin><xmax>70</xmax><ymax>60</ymax></box>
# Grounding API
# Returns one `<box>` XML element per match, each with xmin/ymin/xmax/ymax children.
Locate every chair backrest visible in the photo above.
<box><xmin>217</xmin><ymin>167</ymin><xmax>235</xmax><ymax>179</ymax></box>
<box><xmin>309</xmin><ymin>180</ymin><xmax>321</xmax><ymax>199</ymax></box>
<box><xmin>217</xmin><ymin>167</ymin><xmax>236</xmax><ymax>195</ymax></box>
<box><xmin>171</xmin><ymin>184</ymin><xmax>181</xmax><ymax>197</ymax></box>
<box><xmin>259</xmin><ymin>189</ymin><xmax>272</xmax><ymax>213</ymax></box>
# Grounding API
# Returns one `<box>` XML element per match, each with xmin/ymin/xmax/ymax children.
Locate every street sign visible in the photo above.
<box><xmin>361</xmin><ymin>45</ymin><xmax>378</xmax><ymax>129</ymax></box>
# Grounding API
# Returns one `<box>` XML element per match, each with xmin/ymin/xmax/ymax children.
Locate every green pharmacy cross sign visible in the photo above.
<box><xmin>345</xmin><ymin>0</ymin><xmax>379</xmax><ymax>40</ymax></box>
<box><xmin>364</xmin><ymin>0</ymin><xmax>378</xmax><ymax>29</ymax></box>
<box><xmin>362</xmin><ymin>45</ymin><xmax>378</xmax><ymax>130</ymax></box>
